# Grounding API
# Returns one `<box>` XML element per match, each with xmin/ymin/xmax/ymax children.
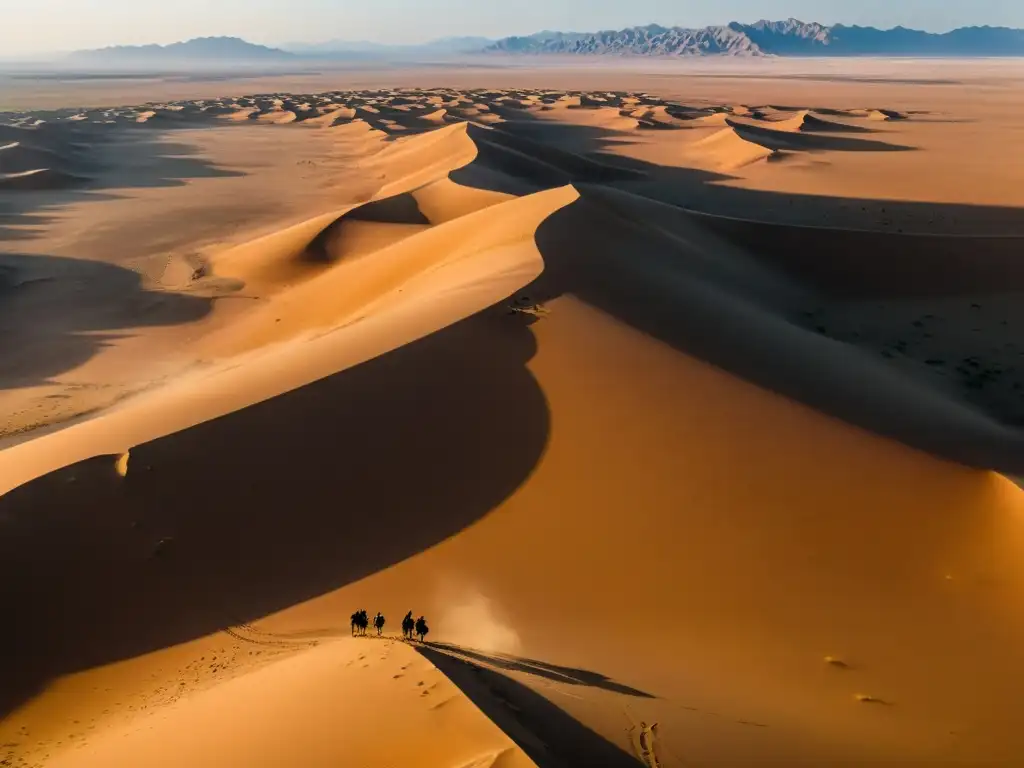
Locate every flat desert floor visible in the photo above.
<box><xmin>1</xmin><ymin>60</ymin><xmax>1023</xmax><ymax>767</ymax></box>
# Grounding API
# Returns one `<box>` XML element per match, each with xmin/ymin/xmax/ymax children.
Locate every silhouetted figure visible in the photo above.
<box><xmin>401</xmin><ymin>611</ymin><xmax>414</xmax><ymax>640</ymax></box>
<box><xmin>414</xmin><ymin>616</ymin><xmax>429</xmax><ymax>642</ymax></box>
<box><xmin>374</xmin><ymin>612</ymin><xmax>386</xmax><ymax>636</ymax></box>
<box><xmin>351</xmin><ymin>609</ymin><xmax>369</xmax><ymax>636</ymax></box>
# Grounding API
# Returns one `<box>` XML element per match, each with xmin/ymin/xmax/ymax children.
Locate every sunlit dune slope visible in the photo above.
<box><xmin>47</xmin><ymin>640</ymin><xmax>536</xmax><ymax>768</ymax></box>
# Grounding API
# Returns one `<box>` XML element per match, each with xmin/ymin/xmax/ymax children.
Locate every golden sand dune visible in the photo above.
<box><xmin>47</xmin><ymin>640</ymin><xmax>536</xmax><ymax>768</ymax></box>
<box><xmin>761</xmin><ymin>109</ymin><xmax>878</xmax><ymax>134</ymax></box>
<box><xmin>868</xmin><ymin>108</ymin><xmax>908</xmax><ymax>121</ymax></box>
<box><xmin>256</xmin><ymin>109</ymin><xmax>298</xmax><ymax>125</ymax></box>
<box><xmin>688</xmin><ymin>110</ymin><xmax>732</xmax><ymax>126</ymax></box>
<box><xmin>534</xmin><ymin>104</ymin><xmax>641</xmax><ymax>132</ymax></box>
<box><xmin>684</xmin><ymin>125</ymin><xmax>776</xmax><ymax>169</ymax></box>
<box><xmin>724</xmin><ymin>116</ymin><xmax>916</xmax><ymax>153</ymax></box>
<box><xmin>2</xmin><ymin>82</ymin><xmax>1024</xmax><ymax>767</ymax></box>
<box><xmin>419</xmin><ymin>108</ymin><xmax>449</xmax><ymax>124</ymax></box>
<box><xmin>294</xmin><ymin>108</ymin><xmax>351</xmax><ymax>128</ymax></box>
<box><xmin>200</xmin><ymin>180</ymin><xmax>577</xmax><ymax>355</ymax></box>
<box><xmin>627</xmin><ymin>104</ymin><xmax>693</xmax><ymax>128</ymax></box>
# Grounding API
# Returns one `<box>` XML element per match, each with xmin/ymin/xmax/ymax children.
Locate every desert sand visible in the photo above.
<box><xmin>2</xmin><ymin>62</ymin><xmax>1024</xmax><ymax>767</ymax></box>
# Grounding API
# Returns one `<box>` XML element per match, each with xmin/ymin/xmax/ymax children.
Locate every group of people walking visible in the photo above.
<box><xmin>350</xmin><ymin>609</ymin><xmax>429</xmax><ymax>642</ymax></box>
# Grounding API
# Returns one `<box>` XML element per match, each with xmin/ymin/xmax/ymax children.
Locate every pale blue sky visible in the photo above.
<box><xmin>4</xmin><ymin>0</ymin><xmax>1022</xmax><ymax>54</ymax></box>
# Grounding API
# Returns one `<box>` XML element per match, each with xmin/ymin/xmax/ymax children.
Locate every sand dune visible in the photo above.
<box><xmin>419</xmin><ymin>108</ymin><xmax>449</xmax><ymax>124</ymax></box>
<box><xmin>294</xmin><ymin>109</ymin><xmax>351</xmax><ymax>128</ymax></box>
<box><xmin>762</xmin><ymin>110</ymin><xmax>877</xmax><ymax>133</ymax></box>
<box><xmin>198</xmin><ymin>182</ymin><xmax>578</xmax><ymax>355</ymax></box>
<box><xmin>0</xmin><ymin>143</ymin><xmax>71</xmax><ymax>173</ymax></box>
<box><xmin>0</xmin><ymin>166</ymin><xmax>83</xmax><ymax>190</ymax></box>
<box><xmin>627</xmin><ymin>104</ymin><xmax>692</xmax><ymax>129</ymax></box>
<box><xmin>330</xmin><ymin>117</ymin><xmax>388</xmax><ymax>143</ymax></box>
<box><xmin>256</xmin><ymin>109</ymin><xmax>298</xmax><ymax>125</ymax></box>
<box><xmin>725</xmin><ymin>116</ymin><xmax>915</xmax><ymax>153</ymax></box>
<box><xmin>364</xmin><ymin>121</ymin><xmax>480</xmax><ymax>196</ymax></box>
<box><xmin>688</xmin><ymin>111</ymin><xmax>732</xmax><ymax>126</ymax></box>
<box><xmin>47</xmin><ymin>640</ymin><xmax>536</xmax><ymax>768</ymax></box>
<box><xmin>684</xmin><ymin>125</ymin><xmax>776</xmax><ymax>169</ymax></box>
<box><xmin>868</xmin><ymin>108</ymin><xmax>908</xmax><ymax>121</ymax></box>
<box><xmin>534</xmin><ymin>105</ymin><xmax>641</xmax><ymax>132</ymax></box>
<box><xmin>2</xmin><ymin>80</ymin><xmax>1024</xmax><ymax>767</ymax></box>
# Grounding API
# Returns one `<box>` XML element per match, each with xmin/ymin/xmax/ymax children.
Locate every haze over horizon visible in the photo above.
<box><xmin>3</xmin><ymin>0</ymin><xmax>1023</xmax><ymax>55</ymax></box>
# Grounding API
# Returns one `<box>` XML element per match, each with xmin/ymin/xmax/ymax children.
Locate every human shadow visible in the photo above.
<box><xmin>427</xmin><ymin>643</ymin><xmax>654</xmax><ymax>698</ymax></box>
<box><xmin>0</xmin><ymin>252</ymin><xmax>213</xmax><ymax>390</ymax></box>
<box><xmin>418</xmin><ymin>645</ymin><xmax>642</xmax><ymax>768</ymax></box>
<box><xmin>0</xmin><ymin>304</ymin><xmax>550</xmax><ymax>719</ymax></box>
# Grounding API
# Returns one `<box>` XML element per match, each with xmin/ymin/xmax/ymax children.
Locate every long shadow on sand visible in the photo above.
<box><xmin>726</xmin><ymin>119</ymin><xmax>916</xmax><ymax>152</ymax></box>
<box><xmin>477</xmin><ymin>116</ymin><xmax>1024</xmax><ymax>236</ymax></box>
<box><xmin>0</xmin><ymin>306</ymin><xmax>550</xmax><ymax>718</ymax></box>
<box><xmin>427</xmin><ymin>643</ymin><xmax>654</xmax><ymax>698</ymax></box>
<box><xmin>418</xmin><ymin>645</ymin><xmax>642</xmax><ymax>768</ymax></box>
<box><xmin>0</xmin><ymin>253</ymin><xmax>213</xmax><ymax>390</ymax></box>
<box><xmin>453</xmin><ymin>120</ymin><xmax>1024</xmax><ymax>471</ymax></box>
<box><xmin>0</xmin><ymin>121</ymin><xmax>244</xmax><ymax>244</ymax></box>
<box><xmin>524</xmin><ymin>195</ymin><xmax>1024</xmax><ymax>474</ymax></box>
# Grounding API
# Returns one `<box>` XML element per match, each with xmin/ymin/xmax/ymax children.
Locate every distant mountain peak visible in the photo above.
<box><xmin>484</xmin><ymin>20</ymin><xmax>1024</xmax><ymax>57</ymax></box>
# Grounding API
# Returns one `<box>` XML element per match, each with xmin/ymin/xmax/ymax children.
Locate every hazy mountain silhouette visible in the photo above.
<box><xmin>68</xmin><ymin>37</ymin><xmax>294</xmax><ymax>65</ymax></box>
<box><xmin>484</xmin><ymin>18</ymin><xmax>1024</xmax><ymax>57</ymax></box>
<box><xmin>279</xmin><ymin>36</ymin><xmax>495</xmax><ymax>60</ymax></box>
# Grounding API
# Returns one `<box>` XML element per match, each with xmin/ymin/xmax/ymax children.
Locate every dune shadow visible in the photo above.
<box><xmin>523</xmin><ymin>194</ymin><xmax>1024</xmax><ymax>474</ymax></box>
<box><xmin>343</xmin><ymin>192</ymin><xmax>430</xmax><ymax>224</ymax></box>
<box><xmin>678</xmin><ymin>212</ymin><xmax>1024</xmax><ymax>297</ymax></box>
<box><xmin>784</xmin><ymin>115</ymin><xmax>881</xmax><ymax>134</ymax></box>
<box><xmin>427</xmin><ymin>642</ymin><xmax>654</xmax><ymax>698</ymax></box>
<box><xmin>0</xmin><ymin>252</ymin><xmax>213</xmax><ymax>390</ymax></box>
<box><xmin>0</xmin><ymin>304</ymin><xmax>550</xmax><ymax>719</ymax></box>
<box><xmin>418</xmin><ymin>645</ymin><xmax>642</xmax><ymax>768</ymax></box>
<box><xmin>727</xmin><ymin>119</ymin><xmax>916</xmax><ymax>152</ymax></box>
<box><xmin>0</xmin><ymin>121</ymin><xmax>245</xmax><ymax>245</ymax></box>
<box><xmin>399</xmin><ymin>110</ymin><xmax>1024</xmax><ymax>471</ymax></box>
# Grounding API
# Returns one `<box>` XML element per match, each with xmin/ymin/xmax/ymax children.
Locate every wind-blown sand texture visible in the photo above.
<box><xmin>2</xmin><ymin>69</ymin><xmax>1024</xmax><ymax>767</ymax></box>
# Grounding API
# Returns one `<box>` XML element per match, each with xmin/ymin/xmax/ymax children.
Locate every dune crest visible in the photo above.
<box><xmin>199</xmin><ymin>183</ymin><xmax>578</xmax><ymax>355</ymax></box>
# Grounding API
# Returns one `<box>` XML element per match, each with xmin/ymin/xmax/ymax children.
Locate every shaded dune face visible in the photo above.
<box><xmin>1</xmin><ymin>86</ymin><xmax>1023</xmax><ymax>765</ymax></box>
<box><xmin>0</xmin><ymin>306</ymin><xmax>549</xmax><ymax>716</ymax></box>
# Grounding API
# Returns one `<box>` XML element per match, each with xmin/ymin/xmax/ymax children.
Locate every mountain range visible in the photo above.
<box><xmin>65</xmin><ymin>21</ymin><xmax>1024</xmax><ymax>65</ymax></box>
<box><xmin>67</xmin><ymin>37</ymin><xmax>294</xmax><ymax>65</ymax></box>
<box><xmin>282</xmin><ymin>36</ymin><xmax>493</xmax><ymax>56</ymax></box>
<box><xmin>484</xmin><ymin>19</ymin><xmax>1024</xmax><ymax>57</ymax></box>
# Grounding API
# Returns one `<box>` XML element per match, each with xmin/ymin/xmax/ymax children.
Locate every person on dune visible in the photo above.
<box><xmin>351</xmin><ymin>609</ymin><xmax>369</xmax><ymax>636</ymax></box>
<box><xmin>373</xmin><ymin>611</ymin><xmax>386</xmax><ymax>636</ymax></box>
<box><xmin>402</xmin><ymin>611</ymin><xmax>415</xmax><ymax>640</ymax></box>
<box><xmin>414</xmin><ymin>616</ymin><xmax>429</xmax><ymax>642</ymax></box>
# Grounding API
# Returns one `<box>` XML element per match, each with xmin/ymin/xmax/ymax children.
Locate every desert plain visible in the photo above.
<box><xmin>1</xmin><ymin>59</ymin><xmax>1024</xmax><ymax>767</ymax></box>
